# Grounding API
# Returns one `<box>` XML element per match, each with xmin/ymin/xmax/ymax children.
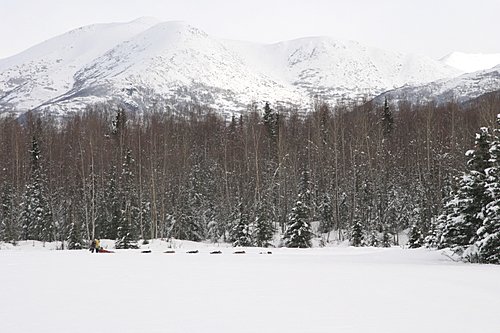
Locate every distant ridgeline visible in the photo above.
<box><xmin>0</xmin><ymin>96</ymin><xmax>499</xmax><ymax>263</ymax></box>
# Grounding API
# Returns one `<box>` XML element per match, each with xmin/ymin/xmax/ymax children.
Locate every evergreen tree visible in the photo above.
<box><xmin>207</xmin><ymin>220</ymin><xmax>220</xmax><ymax>243</ymax></box>
<box><xmin>475</xmin><ymin>116</ymin><xmax>500</xmax><ymax>263</ymax></box>
<box><xmin>231</xmin><ymin>201</ymin><xmax>253</xmax><ymax>247</ymax></box>
<box><xmin>426</xmin><ymin>190</ymin><xmax>454</xmax><ymax>249</ymax></box>
<box><xmin>254</xmin><ymin>197</ymin><xmax>275</xmax><ymax>247</ymax></box>
<box><xmin>283</xmin><ymin>200</ymin><xmax>312</xmax><ymax>248</ymax></box>
<box><xmin>20</xmin><ymin>137</ymin><xmax>53</xmax><ymax>241</ymax></box>
<box><xmin>381</xmin><ymin>229</ymin><xmax>392</xmax><ymax>247</ymax></box>
<box><xmin>381</xmin><ymin>97</ymin><xmax>394</xmax><ymax>139</ymax></box>
<box><xmin>350</xmin><ymin>221</ymin><xmax>364</xmax><ymax>247</ymax></box>
<box><xmin>102</xmin><ymin>166</ymin><xmax>120</xmax><ymax>239</ymax></box>
<box><xmin>67</xmin><ymin>221</ymin><xmax>84</xmax><ymax>250</ymax></box>
<box><xmin>0</xmin><ymin>182</ymin><xmax>18</xmax><ymax>243</ymax></box>
<box><xmin>408</xmin><ymin>224</ymin><xmax>423</xmax><ymax>248</ymax></box>
<box><xmin>283</xmin><ymin>169</ymin><xmax>313</xmax><ymax>248</ymax></box>
<box><xmin>367</xmin><ymin>230</ymin><xmax>379</xmax><ymax>247</ymax></box>
<box><xmin>439</xmin><ymin>128</ymin><xmax>492</xmax><ymax>251</ymax></box>
<box><xmin>140</xmin><ymin>201</ymin><xmax>152</xmax><ymax>244</ymax></box>
<box><xmin>116</xmin><ymin>149</ymin><xmax>139</xmax><ymax>249</ymax></box>
<box><xmin>170</xmin><ymin>160</ymin><xmax>215</xmax><ymax>241</ymax></box>
<box><xmin>262</xmin><ymin>102</ymin><xmax>279</xmax><ymax>144</ymax></box>
<box><xmin>318</xmin><ymin>192</ymin><xmax>334</xmax><ymax>234</ymax></box>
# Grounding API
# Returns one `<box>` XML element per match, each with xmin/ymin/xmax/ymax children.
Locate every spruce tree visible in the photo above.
<box><xmin>408</xmin><ymin>224</ymin><xmax>423</xmax><ymax>248</ymax></box>
<box><xmin>381</xmin><ymin>97</ymin><xmax>394</xmax><ymax>139</ymax></box>
<box><xmin>102</xmin><ymin>166</ymin><xmax>120</xmax><ymax>239</ymax></box>
<box><xmin>283</xmin><ymin>200</ymin><xmax>312</xmax><ymax>248</ymax></box>
<box><xmin>318</xmin><ymin>192</ymin><xmax>334</xmax><ymax>234</ymax></box>
<box><xmin>0</xmin><ymin>182</ymin><xmax>18</xmax><ymax>244</ymax></box>
<box><xmin>262</xmin><ymin>102</ymin><xmax>278</xmax><ymax>144</ymax></box>
<box><xmin>20</xmin><ymin>137</ymin><xmax>53</xmax><ymax>241</ymax></box>
<box><xmin>381</xmin><ymin>229</ymin><xmax>392</xmax><ymax>247</ymax></box>
<box><xmin>367</xmin><ymin>230</ymin><xmax>379</xmax><ymax>247</ymax></box>
<box><xmin>298</xmin><ymin>169</ymin><xmax>312</xmax><ymax>213</ymax></box>
<box><xmin>350</xmin><ymin>221</ymin><xmax>364</xmax><ymax>247</ymax></box>
<box><xmin>231</xmin><ymin>201</ymin><xmax>253</xmax><ymax>247</ymax></box>
<box><xmin>67</xmin><ymin>221</ymin><xmax>84</xmax><ymax>250</ymax></box>
<box><xmin>283</xmin><ymin>169</ymin><xmax>313</xmax><ymax>248</ymax></box>
<box><xmin>116</xmin><ymin>149</ymin><xmax>139</xmax><ymax>249</ymax></box>
<box><xmin>439</xmin><ymin>128</ymin><xmax>492</xmax><ymax>251</ymax></box>
<box><xmin>254</xmin><ymin>198</ymin><xmax>275</xmax><ymax>247</ymax></box>
<box><xmin>475</xmin><ymin>116</ymin><xmax>500</xmax><ymax>263</ymax></box>
<box><xmin>207</xmin><ymin>220</ymin><xmax>220</xmax><ymax>243</ymax></box>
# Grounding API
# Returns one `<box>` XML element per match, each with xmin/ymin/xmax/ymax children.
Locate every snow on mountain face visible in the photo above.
<box><xmin>0</xmin><ymin>18</ymin><xmax>161</xmax><ymax>114</ymax></box>
<box><xmin>0</xmin><ymin>19</ymin><xmax>461</xmax><ymax>117</ymax></box>
<box><xmin>225</xmin><ymin>37</ymin><xmax>460</xmax><ymax>103</ymax></box>
<box><xmin>375</xmin><ymin>65</ymin><xmax>500</xmax><ymax>106</ymax></box>
<box><xmin>440</xmin><ymin>52</ymin><xmax>500</xmax><ymax>73</ymax></box>
<box><xmin>52</xmin><ymin>21</ymin><xmax>307</xmax><ymax>115</ymax></box>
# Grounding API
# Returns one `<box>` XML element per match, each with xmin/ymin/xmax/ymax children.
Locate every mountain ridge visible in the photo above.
<box><xmin>0</xmin><ymin>18</ymin><xmax>466</xmax><ymax>116</ymax></box>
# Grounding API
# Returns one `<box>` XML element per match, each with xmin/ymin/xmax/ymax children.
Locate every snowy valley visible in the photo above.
<box><xmin>1</xmin><ymin>12</ymin><xmax>500</xmax><ymax>333</ymax></box>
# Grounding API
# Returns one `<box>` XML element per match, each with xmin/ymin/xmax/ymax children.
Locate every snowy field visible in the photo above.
<box><xmin>1</xmin><ymin>240</ymin><xmax>499</xmax><ymax>333</ymax></box>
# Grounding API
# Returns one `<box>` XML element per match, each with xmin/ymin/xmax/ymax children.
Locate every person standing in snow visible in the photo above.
<box><xmin>95</xmin><ymin>239</ymin><xmax>101</xmax><ymax>253</ymax></box>
<box><xmin>89</xmin><ymin>239</ymin><xmax>96</xmax><ymax>253</ymax></box>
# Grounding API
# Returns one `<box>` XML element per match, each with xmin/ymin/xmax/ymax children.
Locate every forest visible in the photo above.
<box><xmin>0</xmin><ymin>94</ymin><xmax>499</xmax><ymax>262</ymax></box>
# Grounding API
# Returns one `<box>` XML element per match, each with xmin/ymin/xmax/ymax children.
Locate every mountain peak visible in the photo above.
<box><xmin>128</xmin><ymin>16</ymin><xmax>162</xmax><ymax>26</ymax></box>
<box><xmin>0</xmin><ymin>18</ymin><xmax>468</xmax><ymax>116</ymax></box>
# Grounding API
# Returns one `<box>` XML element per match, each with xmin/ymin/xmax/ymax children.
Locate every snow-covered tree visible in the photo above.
<box><xmin>283</xmin><ymin>169</ymin><xmax>313</xmax><ymax>248</ymax></box>
<box><xmin>0</xmin><ymin>182</ymin><xmax>18</xmax><ymax>243</ymax></box>
<box><xmin>254</xmin><ymin>197</ymin><xmax>275</xmax><ymax>247</ymax></box>
<box><xmin>231</xmin><ymin>201</ymin><xmax>253</xmax><ymax>247</ymax></box>
<box><xmin>439</xmin><ymin>128</ymin><xmax>492</xmax><ymax>251</ymax></box>
<box><xmin>101</xmin><ymin>166</ymin><xmax>120</xmax><ymax>239</ymax></box>
<box><xmin>350</xmin><ymin>221</ymin><xmax>364</xmax><ymax>247</ymax></box>
<box><xmin>475</xmin><ymin>116</ymin><xmax>500</xmax><ymax>263</ymax></box>
<box><xmin>381</xmin><ymin>229</ymin><xmax>392</xmax><ymax>247</ymax></box>
<box><xmin>318</xmin><ymin>192</ymin><xmax>334</xmax><ymax>234</ymax></box>
<box><xmin>207</xmin><ymin>220</ymin><xmax>220</xmax><ymax>243</ymax></box>
<box><xmin>170</xmin><ymin>159</ymin><xmax>217</xmax><ymax>242</ymax></box>
<box><xmin>366</xmin><ymin>230</ymin><xmax>379</xmax><ymax>247</ymax></box>
<box><xmin>116</xmin><ymin>149</ymin><xmax>139</xmax><ymax>249</ymax></box>
<box><xmin>407</xmin><ymin>224</ymin><xmax>423</xmax><ymax>248</ymax></box>
<box><xmin>67</xmin><ymin>221</ymin><xmax>84</xmax><ymax>250</ymax></box>
<box><xmin>283</xmin><ymin>200</ymin><xmax>312</xmax><ymax>248</ymax></box>
<box><xmin>381</xmin><ymin>97</ymin><xmax>394</xmax><ymax>139</ymax></box>
<box><xmin>262</xmin><ymin>102</ymin><xmax>279</xmax><ymax>145</ymax></box>
<box><xmin>20</xmin><ymin>137</ymin><xmax>53</xmax><ymax>241</ymax></box>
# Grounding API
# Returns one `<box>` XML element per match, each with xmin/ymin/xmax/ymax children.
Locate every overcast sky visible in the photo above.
<box><xmin>1</xmin><ymin>0</ymin><xmax>499</xmax><ymax>60</ymax></box>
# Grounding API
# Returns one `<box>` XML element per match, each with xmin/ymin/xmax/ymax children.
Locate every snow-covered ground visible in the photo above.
<box><xmin>1</xmin><ymin>240</ymin><xmax>499</xmax><ymax>333</ymax></box>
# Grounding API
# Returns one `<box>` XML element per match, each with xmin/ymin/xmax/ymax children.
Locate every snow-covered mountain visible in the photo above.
<box><xmin>375</xmin><ymin>65</ymin><xmax>500</xmax><ymax>106</ymax></box>
<box><xmin>440</xmin><ymin>52</ymin><xmax>500</xmax><ymax>73</ymax></box>
<box><xmin>0</xmin><ymin>18</ymin><xmax>461</xmax><ymax>116</ymax></box>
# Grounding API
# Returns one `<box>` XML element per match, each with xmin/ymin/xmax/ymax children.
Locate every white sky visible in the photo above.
<box><xmin>1</xmin><ymin>0</ymin><xmax>499</xmax><ymax>60</ymax></box>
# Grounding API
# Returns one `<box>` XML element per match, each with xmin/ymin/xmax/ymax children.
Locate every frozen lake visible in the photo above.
<box><xmin>1</xmin><ymin>242</ymin><xmax>499</xmax><ymax>333</ymax></box>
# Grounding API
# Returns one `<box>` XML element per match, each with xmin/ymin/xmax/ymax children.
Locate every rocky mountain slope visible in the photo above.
<box><xmin>375</xmin><ymin>65</ymin><xmax>500</xmax><ymax>106</ymax></box>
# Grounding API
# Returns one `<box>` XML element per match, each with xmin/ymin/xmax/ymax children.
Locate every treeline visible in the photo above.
<box><xmin>0</xmin><ymin>96</ymin><xmax>498</xmax><ymax>251</ymax></box>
